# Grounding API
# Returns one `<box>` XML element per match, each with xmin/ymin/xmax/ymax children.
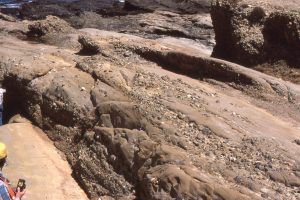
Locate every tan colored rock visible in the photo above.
<box><xmin>28</xmin><ymin>15</ymin><xmax>74</xmax><ymax>37</ymax></box>
<box><xmin>0</xmin><ymin>123</ymin><xmax>88</xmax><ymax>199</ymax></box>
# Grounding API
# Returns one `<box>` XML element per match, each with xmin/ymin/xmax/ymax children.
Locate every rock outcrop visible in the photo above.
<box><xmin>126</xmin><ymin>0</ymin><xmax>211</xmax><ymax>13</ymax></box>
<box><xmin>0</xmin><ymin>17</ymin><xmax>300</xmax><ymax>199</ymax></box>
<box><xmin>0</xmin><ymin>2</ymin><xmax>300</xmax><ymax>200</ymax></box>
<box><xmin>19</xmin><ymin>0</ymin><xmax>215</xmax><ymax>50</ymax></box>
<box><xmin>0</xmin><ymin>12</ymin><xmax>16</xmax><ymax>22</ymax></box>
<box><xmin>27</xmin><ymin>15</ymin><xmax>74</xmax><ymax>37</ymax></box>
<box><xmin>211</xmin><ymin>0</ymin><xmax>300</xmax><ymax>67</ymax></box>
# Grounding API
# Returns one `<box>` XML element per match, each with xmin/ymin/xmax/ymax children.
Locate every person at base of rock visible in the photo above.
<box><xmin>0</xmin><ymin>143</ymin><xmax>25</xmax><ymax>200</ymax></box>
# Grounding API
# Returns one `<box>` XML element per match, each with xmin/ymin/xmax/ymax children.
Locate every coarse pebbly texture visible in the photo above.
<box><xmin>211</xmin><ymin>0</ymin><xmax>300</xmax><ymax>68</ymax></box>
<box><xmin>0</xmin><ymin>0</ymin><xmax>299</xmax><ymax>200</ymax></box>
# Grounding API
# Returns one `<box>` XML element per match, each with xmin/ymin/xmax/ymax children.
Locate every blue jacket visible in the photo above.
<box><xmin>0</xmin><ymin>172</ymin><xmax>12</xmax><ymax>200</ymax></box>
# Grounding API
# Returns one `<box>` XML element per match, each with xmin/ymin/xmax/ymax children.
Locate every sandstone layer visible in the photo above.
<box><xmin>0</xmin><ymin>122</ymin><xmax>88</xmax><ymax>199</ymax></box>
<box><xmin>0</xmin><ymin>13</ymin><xmax>299</xmax><ymax>199</ymax></box>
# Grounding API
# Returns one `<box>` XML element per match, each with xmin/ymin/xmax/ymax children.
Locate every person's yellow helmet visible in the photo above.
<box><xmin>0</xmin><ymin>143</ymin><xmax>7</xmax><ymax>159</ymax></box>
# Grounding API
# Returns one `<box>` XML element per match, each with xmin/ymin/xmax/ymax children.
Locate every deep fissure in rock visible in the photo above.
<box><xmin>2</xmin><ymin>79</ymin><xmax>30</xmax><ymax>124</ymax></box>
<box><xmin>0</xmin><ymin>72</ymin><xmax>152</xmax><ymax>199</ymax></box>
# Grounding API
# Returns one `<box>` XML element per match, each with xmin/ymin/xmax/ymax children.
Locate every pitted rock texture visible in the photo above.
<box><xmin>0</xmin><ymin>13</ymin><xmax>299</xmax><ymax>200</ymax></box>
<box><xmin>211</xmin><ymin>0</ymin><xmax>300</xmax><ymax>67</ymax></box>
<box><xmin>27</xmin><ymin>15</ymin><xmax>74</xmax><ymax>37</ymax></box>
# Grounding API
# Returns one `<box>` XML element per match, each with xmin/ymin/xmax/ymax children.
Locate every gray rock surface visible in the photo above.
<box><xmin>19</xmin><ymin>0</ymin><xmax>215</xmax><ymax>49</ymax></box>
<box><xmin>126</xmin><ymin>0</ymin><xmax>211</xmax><ymax>13</ymax></box>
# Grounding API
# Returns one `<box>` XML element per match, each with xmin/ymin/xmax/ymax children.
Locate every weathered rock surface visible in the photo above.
<box><xmin>0</xmin><ymin>5</ymin><xmax>299</xmax><ymax>200</ymax></box>
<box><xmin>0</xmin><ymin>12</ymin><xmax>16</xmax><ymax>22</ymax></box>
<box><xmin>27</xmin><ymin>15</ymin><xmax>74</xmax><ymax>37</ymax></box>
<box><xmin>126</xmin><ymin>0</ymin><xmax>211</xmax><ymax>13</ymax></box>
<box><xmin>18</xmin><ymin>0</ymin><xmax>215</xmax><ymax>51</ymax></box>
<box><xmin>211</xmin><ymin>0</ymin><xmax>300</xmax><ymax>68</ymax></box>
<box><xmin>20</xmin><ymin>0</ymin><xmax>120</xmax><ymax>19</ymax></box>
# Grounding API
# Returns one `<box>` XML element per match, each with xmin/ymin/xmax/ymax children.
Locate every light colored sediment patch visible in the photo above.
<box><xmin>0</xmin><ymin>123</ymin><xmax>88</xmax><ymax>200</ymax></box>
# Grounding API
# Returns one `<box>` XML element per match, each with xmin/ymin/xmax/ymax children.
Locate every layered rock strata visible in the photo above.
<box><xmin>0</xmin><ymin>13</ymin><xmax>299</xmax><ymax>200</ymax></box>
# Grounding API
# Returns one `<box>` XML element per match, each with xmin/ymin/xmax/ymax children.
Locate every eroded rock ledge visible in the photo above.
<box><xmin>211</xmin><ymin>0</ymin><xmax>300</xmax><ymax>67</ymax></box>
<box><xmin>0</xmin><ymin>14</ymin><xmax>299</xmax><ymax>200</ymax></box>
